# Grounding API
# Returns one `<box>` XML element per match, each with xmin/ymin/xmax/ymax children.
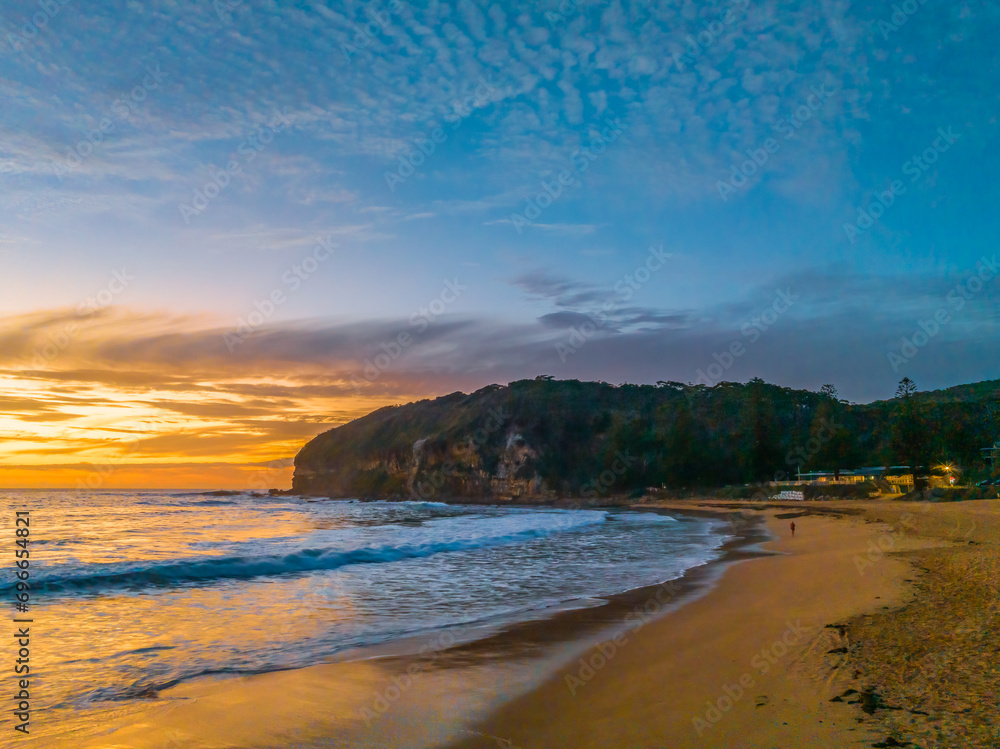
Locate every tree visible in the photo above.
<box><xmin>895</xmin><ymin>377</ymin><xmax>917</xmax><ymax>399</ymax></box>
<box><xmin>664</xmin><ymin>401</ymin><xmax>706</xmax><ymax>486</ymax></box>
<box><xmin>820</xmin><ymin>384</ymin><xmax>838</xmax><ymax>400</ymax></box>
<box><xmin>891</xmin><ymin>377</ymin><xmax>927</xmax><ymax>473</ymax></box>
<box><xmin>807</xmin><ymin>396</ymin><xmax>853</xmax><ymax>478</ymax></box>
<box><xmin>984</xmin><ymin>396</ymin><xmax>1000</xmax><ymax>446</ymax></box>
<box><xmin>740</xmin><ymin>378</ymin><xmax>782</xmax><ymax>481</ymax></box>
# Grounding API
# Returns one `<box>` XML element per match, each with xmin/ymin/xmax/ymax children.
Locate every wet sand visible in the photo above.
<box><xmin>448</xmin><ymin>501</ymin><xmax>945</xmax><ymax>749</ymax></box>
<box><xmin>66</xmin><ymin>508</ymin><xmax>761</xmax><ymax>749</ymax></box>
<box><xmin>65</xmin><ymin>499</ymin><xmax>997</xmax><ymax>748</ymax></box>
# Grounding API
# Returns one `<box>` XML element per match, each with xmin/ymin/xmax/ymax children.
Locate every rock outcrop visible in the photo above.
<box><xmin>290</xmin><ymin>377</ymin><xmax>1000</xmax><ymax>500</ymax></box>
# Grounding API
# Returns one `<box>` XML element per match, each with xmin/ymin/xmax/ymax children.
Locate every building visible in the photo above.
<box><xmin>771</xmin><ymin>468</ymin><xmax>881</xmax><ymax>486</ymax></box>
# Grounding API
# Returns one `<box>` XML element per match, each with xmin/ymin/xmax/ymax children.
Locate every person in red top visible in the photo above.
<box><xmin>790</xmin><ymin>521</ymin><xmax>796</xmax><ymax>537</ymax></box>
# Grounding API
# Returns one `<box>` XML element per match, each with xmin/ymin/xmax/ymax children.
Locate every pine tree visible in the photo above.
<box><xmin>891</xmin><ymin>377</ymin><xmax>927</xmax><ymax>474</ymax></box>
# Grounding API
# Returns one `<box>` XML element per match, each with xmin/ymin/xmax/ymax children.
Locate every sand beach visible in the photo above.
<box><xmin>61</xmin><ymin>498</ymin><xmax>1000</xmax><ymax>749</ymax></box>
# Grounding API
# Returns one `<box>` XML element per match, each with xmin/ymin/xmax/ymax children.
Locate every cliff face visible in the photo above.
<box><xmin>293</xmin><ymin>385</ymin><xmax>548</xmax><ymax>499</ymax></box>
<box><xmin>291</xmin><ymin>378</ymin><xmax>1000</xmax><ymax>500</ymax></box>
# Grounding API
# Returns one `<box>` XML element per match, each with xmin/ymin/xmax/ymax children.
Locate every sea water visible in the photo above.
<box><xmin>0</xmin><ymin>490</ymin><xmax>730</xmax><ymax>741</ymax></box>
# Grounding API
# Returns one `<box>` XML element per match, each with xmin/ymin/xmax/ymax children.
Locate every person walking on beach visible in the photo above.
<box><xmin>790</xmin><ymin>521</ymin><xmax>796</xmax><ymax>537</ymax></box>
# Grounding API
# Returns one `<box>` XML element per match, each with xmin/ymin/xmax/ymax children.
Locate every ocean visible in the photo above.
<box><xmin>2</xmin><ymin>490</ymin><xmax>732</xmax><ymax>744</ymax></box>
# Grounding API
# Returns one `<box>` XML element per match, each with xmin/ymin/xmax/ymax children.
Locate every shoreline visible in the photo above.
<box><xmin>283</xmin><ymin>504</ymin><xmax>766</xmax><ymax>675</ymax></box>
<box><xmin>69</xmin><ymin>505</ymin><xmax>760</xmax><ymax>749</ymax></box>
<box><xmin>65</xmin><ymin>497</ymin><xmax>998</xmax><ymax>748</ymax></box>
<box><xmin>447</xmin><ymin>499</ymin><xmax>949</xmax><ymax>749</ymax></box>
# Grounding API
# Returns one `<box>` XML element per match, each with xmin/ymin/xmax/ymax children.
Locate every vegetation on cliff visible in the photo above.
<box><xmin>291</xmin><ymin>377</ymin><xmax>1000</xmax><ymax>499</ymax></box>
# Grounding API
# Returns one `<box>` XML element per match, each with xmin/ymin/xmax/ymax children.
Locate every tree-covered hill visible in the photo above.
<box><xmin>291</xmin><ymin>377</ymin><xmax>1000</xmax><ymax>499</ymax></box>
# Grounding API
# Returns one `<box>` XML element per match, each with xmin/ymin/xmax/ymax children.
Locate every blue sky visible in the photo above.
<box><xmin>1</xmin><ymin>0</ymin><xmax>1000</xmax><ymax>484</ymax></box>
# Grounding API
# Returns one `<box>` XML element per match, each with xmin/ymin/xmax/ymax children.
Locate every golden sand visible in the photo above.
<box><xmin>838</xmin><ymin>500</ymin><xmax>1000</xmax><ymax>748</ymax></box>
<box><xmin>449</xmin><ymin>502</ymin><xmax>950</xmax><ymax>748</ymax></box>
<box><xmin>72</xmin><ymin>499</ymin><xmax>1000</xmax><ymax>748</ymax></box>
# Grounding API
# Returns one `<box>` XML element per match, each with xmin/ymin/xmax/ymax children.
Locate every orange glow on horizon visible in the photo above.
<box><xmin>0</xmin><ymin>308</ymin><xmax>441</xmax><ymax>489</ymax></box>
<box><xmin>0</xmin><ymin>463</ymin><xmax>296</xmax><ymax>492</ymax></box>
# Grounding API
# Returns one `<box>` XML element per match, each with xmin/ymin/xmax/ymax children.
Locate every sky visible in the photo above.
<box><xmin>1</xmin><ymin>0</ymin><xmax>999</xmax><ymax>488</ymax></box>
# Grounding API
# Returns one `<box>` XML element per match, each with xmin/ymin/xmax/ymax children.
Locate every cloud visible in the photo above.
<box><xmin>487</xmin><ymin>220</ymin><xmax>600</xmax><ymax>235</ymax></box>
<box><xmin>0</xmin><ymin>257</ymin><xmax>997</xmax><ymax>488</ymax></box>
<box><xmin>0</xmin><ymin>0</ymin><xmax>880</xmax><ymax>229</ymax></box>
<box><xmin>2</xmin><ymin>0</ymin><xmax>998</xmax><ymax>487</ymax></box>
<box><xmin>4</xmin><ymin>259</ymin><xmax>998</xmax><ymax>404</ymax></box>
<box><xmin>509</xmin><ymin>272</ymin><xmax>608</xmax><ymax>307</ymax></box>
<box><xmin>510</xmin><ymin>269</ymin><xmax>694</xmax><ymax>332</ymax></box>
